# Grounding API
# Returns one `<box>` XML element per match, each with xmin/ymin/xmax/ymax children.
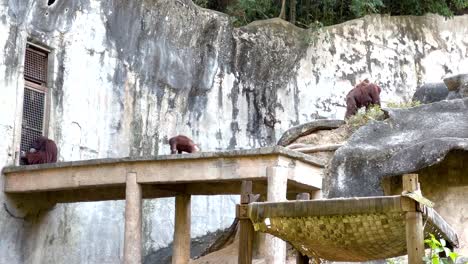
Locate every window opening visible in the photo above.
<box><xmin>20</xmin><ymin>44</ymin><xmax>49</xmax><ymax>164</ymax></box>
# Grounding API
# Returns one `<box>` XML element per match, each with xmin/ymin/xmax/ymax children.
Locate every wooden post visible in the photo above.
<box><xmin>238</xmin><ymin>181</ymin><xmax>254</xmax><ymax>264</ymax></box>
<box><xmin>172</xmin><ymin>194</ymin><xmax>191</xmax><ymax>264</ymax></box>
<box><xmin>403</xmin><ymin>174</ymin><xmax>424</xmax><ymax>264</ymax></box>
<box><xmin>124</xmin><ymin>172</ymin><xmax>142</xmax><ymax>264</ymax></box>
<box><xmin>296</xmin><ymin>193</ymin><xmax>310</xmax><ymax>264</ymax></box>
<box><xmin>266</xmin><ymin>166</ymin><xmax>288</xmax><ymax>264</ymax></box>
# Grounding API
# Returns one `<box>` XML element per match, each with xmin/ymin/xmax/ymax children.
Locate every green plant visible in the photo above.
<box><xmin>386</xmin><ymin>100</ymin><xmax>421</xmax><ymax>108</ymax></box>
<box><xmin>226</xmin><ymin>0</ymin><xmax>279</xmax><ymax>27</ymax></box>
<box><xmin>193</xmin><ymin>0</ymin><xmax>209</xmax><ymax>8</ymax></box>
<box><xmin>350</xmin><ymin>0</ymin><xmax>385</xmax><ymax>17</ymax></box>
<box><xmin>220</xmin><ymin>0</ymin><xmax>468</xmax><ymax>28</ymax></box>
<box><xmin>345</xmin><ymin>105</ymin><xmax>386</xmax><ymax>128</ymax></box>
<box><xmin>423</xmin><ymin>234</ymin><xmax>459</xmax><ymax>264</ymax></box>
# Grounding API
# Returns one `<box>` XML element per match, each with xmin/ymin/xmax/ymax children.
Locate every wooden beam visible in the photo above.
<box><xmin>248</xmin><ymin>196</ymin><xmax>403</xmax><ymax>222</ymax></box>
<box><xmin>124</xmin><ymin>172</ymin><xmax>142</xmax><ymax>264</ymax></box>
<box><xmin>403</xmin><ymin>174</ymin><xmax>424</xmax><ymax>264</ymax></box>
<box><xmin>172</xmin><ymin>194</ymin><xmax>191</xmax><ymax>264</ymax></box>
<box><xmin>290</xmin><ymin>144</ymin><xmax>343</xmax><ymax>153</ymax></box>
<box><xmin>295</xmin><ymin>193</ymin><xmax>310</xmax><ymax>264</ymax></box>
<box><xmin>266</xmin><ymin>166</ymin><xmax>288</xmax><ymax>264</ymax></box>
<box><xmin>238</xmin><ymin>181</ymin><xmax>254</xmax><ymax>264</ymax></box>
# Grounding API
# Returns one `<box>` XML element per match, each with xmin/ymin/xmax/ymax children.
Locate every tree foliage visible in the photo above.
<box><xmin>192</xmin><ymin>0</ymin><xmax>468</xmax><ymax>28</ymax></box>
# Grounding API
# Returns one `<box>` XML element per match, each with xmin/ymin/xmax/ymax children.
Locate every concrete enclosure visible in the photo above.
<box><xmin>1</xmin><ymin>0</ymin><xmax>468</xmax><ymax>263</ymax></box>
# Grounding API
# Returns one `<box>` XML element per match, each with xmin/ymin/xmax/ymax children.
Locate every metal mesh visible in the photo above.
<box><xmin>24</xmin><ymin>48</ymin><xmax>48</xmax><ymax>84</ymax></box>
<box><xmin>20</xmin><ymin>88</ymin><xmax>45</xmax><ymax>153</ymax></box>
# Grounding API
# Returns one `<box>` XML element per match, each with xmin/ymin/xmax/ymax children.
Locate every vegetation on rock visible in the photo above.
<box><xmin>345</xmin><ymin>105</ymin><xmax>386</xmax><ymax>129</ymax></box>
<box><xmin>193</xmin><ymin>0</ymin><xmax>468</xmax><ymax>28</ymax></box>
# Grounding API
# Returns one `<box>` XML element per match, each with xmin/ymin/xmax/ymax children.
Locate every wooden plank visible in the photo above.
<box><xmin>248</xmin><ymin>196</ymin><xmax>403</xmax><ymax>222</ymax></box>
<box><xmin>295</xmin><ymin>193</ymin><xmax>310</xmax><ymax>264</ymax></box>
<box><xmin>425</xmin><ymin>207</ymin><xmax>459</xmax><ymax>248</ymax></box>
<box><xmin>403</xmin><ymin>174</ymin><xmax>424</xmax><ymax>264</ymax></box>
<box><xmin>238</xmin><ymin>181</ymin><xmax>254</xmax><ymax>264</ymax></box>
<box><xmin>124</xmin><ymin>172</ymin><xmax>142</xmax><ymax>264</ymax></box>
<box><xmin>172</xmin><ymin>194</ymin><xmax>191</xmax><ymax>264</ymax></box>
<box><xmin>291</xmin><ymin>144</ymin><xmax>343</xmax><ymax>153</ymax></box>
<box><xmin>266</xmin><ymin>166</ymin><xmax>288</xmax><ymax>264</ymax></box>
<box><xmin>406</xmin><ymin>211</ymin><xmax>424</xmax><ymax>264</ymax></box>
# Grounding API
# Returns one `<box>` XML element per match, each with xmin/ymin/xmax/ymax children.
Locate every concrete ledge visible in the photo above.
<box><xmin>2</xmin><ymin>147</ymin><xmax>323</xmax><ymax>203</ymax></box>
<box><xmin>2</xmin><ymin>146</ymin><xmax>324</xmax><ymax>173</ymax></box>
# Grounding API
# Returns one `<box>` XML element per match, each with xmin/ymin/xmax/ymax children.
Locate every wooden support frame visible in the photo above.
<box><xmin>266</xmin><ymin>166</ymin><xmax>288</xmax><ymax>264</ymax></box>
<box><xmin>172</xmin><ymin>194</ymin><xmax>191</xmax><ymax>264</ymax></box>
<box><xmin>124</xmin><ymin>172</ymin><xmax>142</xmax><ymax>264</ymax></box>
<box><xmin>403</xmin><ymin>174</ymin><xmax>424</xmax><ymax>264</ymax></box>
<box><xmin>295</xmin><ymin>193</ymin><xmax>310</xmax><ymax>264</ymax></box>
<box><xmin>238</xmin><ymin>181</ymin><xmax>254</xmax><ymax>264</ymax></box>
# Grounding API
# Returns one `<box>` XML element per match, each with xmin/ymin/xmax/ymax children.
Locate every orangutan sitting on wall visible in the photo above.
<box><xmin>21</xmin><ymin>136</ymin><xmax>58</xmax><ymax>165</ymax></box>
<box><xmin>168</xmin><ymin>135</ymin><xmax>200</xmax><ymax>154</ymax></box>
<box><xmin>345</xmin><ymin>79</ymin><xmax>382</xmax><ymax>119</ymax></box>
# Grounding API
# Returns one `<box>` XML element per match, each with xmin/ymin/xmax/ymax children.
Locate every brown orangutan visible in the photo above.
<box><xmin>345</xmin><ymin>79</ymin><xmax>382</xmax><ymax>119</ymax></box>
<box><xmin>20</xmin><ymin>136</ymin><xmax>58</xmax><ymax>165</ymax></box>
<box><xmin>168</xmin><ymin>135</ymin><xmax>200</xmax><ymax>154</ymax></box>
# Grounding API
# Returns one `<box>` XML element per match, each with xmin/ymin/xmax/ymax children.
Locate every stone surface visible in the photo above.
<box><xmin>327</xmin><ymin>98</ymin><xmax>468</xmax><ymax>198</ymax></box>
<box><xmin>1</xmin><ymin>0</ymin><xmax>468</xmax><ymax>263</ymax></box>
<box><xmin>327</xmin><ymin>98</ymin><xmax>468</xmax><ymax>254</ymax></box>
<box><xmin>412</xmin><ymin>82</ymin><xmax>449</xmax><ymax>104</ymax></box>
<box><xmin>444</xmin><ymin>73</ymin><xmax>468</xmax><ymax>99</ymax></box>
<box><xmin>443</xmin><ymin>73</ymin><xmax>468</xmax><ymax>91</ymax></box>
<box><xmin>277</xmin><ymin>120</ymin><xmax>345</xmax><ymax>146</ymax></box>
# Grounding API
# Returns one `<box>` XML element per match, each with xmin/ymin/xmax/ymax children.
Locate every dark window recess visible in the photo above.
<box><xmin>24</xmin><ymin>47</ymin><xmax>48</xmax><ymax>84</ymax></box>
<box><xmin>20</xmin><ymin>45</ymin><xmax>49</xmax><ymax>163</ymax></box>
<box><xmin>20</xmin><ymin>88</ymin><xmax>45</xmax><ymax>152</ymax></box>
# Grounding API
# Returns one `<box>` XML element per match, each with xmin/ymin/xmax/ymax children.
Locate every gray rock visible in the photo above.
<box><xmin>277</xmin><ymin>120</ymin><xmax>345</xmax><ymax>146</ymax></box>
<box><xmin>447</xmin><ymin>91</ymin><xmax>462</xmax><ymax>100</ymax></box>
<box><xmin>143</xmin><ymin>227</ymin><xmax>229</xmax><ymax>264</ymax></box>
<box><xmin>412</xmin><ymin>82</ymin><xmax>449</xmax><ymax>104</ymax></box>
<box><xmin>443</xmin><ymin>73</ymin><xmax>468</xmax><ymax>91</ymax></box>
<box><xmin>327</xmin><ymin>98</ymin><xmax>468</xmax><ymax>198</ymax></box>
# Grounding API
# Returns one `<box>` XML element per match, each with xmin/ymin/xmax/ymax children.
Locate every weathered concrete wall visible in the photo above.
<box><xmin>1</xmin><ymin>0</ymin><xmax>468</xmax><ymax>263</ymax></box>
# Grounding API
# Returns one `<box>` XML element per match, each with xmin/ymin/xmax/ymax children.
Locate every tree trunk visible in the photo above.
<box><xmin>279</xmin><ymin>0</ymin><xmax>287</xmax><ymax>20</ymax></box>
<box><xmin>289</xmin><ymin>0</ymin><xmax>296</xmax><ymax>24</ymax></box>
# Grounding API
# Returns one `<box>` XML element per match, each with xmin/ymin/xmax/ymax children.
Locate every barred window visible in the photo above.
<box><xmin>20</xmin><ymin>45</ymin><xmax>49</xmax><ymax>162</ymax></box>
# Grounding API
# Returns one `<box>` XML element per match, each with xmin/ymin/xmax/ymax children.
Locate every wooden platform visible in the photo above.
<box><xmin>237</xmin><ymin>174</ymin><xmax>459</xmax><ymax>264</ymax></box>
<box><xmin>2</xmin><ymin>146</ymin><xmax>324</xmax><ymax>264</ymax></box>
<box><xmin>2</xmin><ymin>146</ymin><xmax>323</xmax><ymax>203</ymax></box>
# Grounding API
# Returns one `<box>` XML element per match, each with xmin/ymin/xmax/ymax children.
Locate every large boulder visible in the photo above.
<box><xmin>326</xmin><ymin>98</ymin><xmax>468</xmax><ymax>198</ymax></box>
<box><xmin>412</xmin><ymin>82</ymin><xmax>449</xmax><ymax>104</ymax></box>
<box><xmin>277</xmin><ymin>120</ymin><xmax>345</xmax><ymax>146</ymax></box>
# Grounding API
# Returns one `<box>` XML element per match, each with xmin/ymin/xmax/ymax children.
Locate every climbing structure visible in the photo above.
<box><xmin>238</xmin><ymin>174</ymin><xmax>459</xmax><ymax>264</ymax></box>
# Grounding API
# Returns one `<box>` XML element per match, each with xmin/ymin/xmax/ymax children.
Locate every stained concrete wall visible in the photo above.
<box><xmin>0</xmin><ymin>0</ymin><xmax>468</xmax><ymax>263</ymax></box>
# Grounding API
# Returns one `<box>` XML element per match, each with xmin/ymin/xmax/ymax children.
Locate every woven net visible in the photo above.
<box><xmin>252</xmin><ymin>211</ymin><xmax>445</xmax><ymax>262</ymax></box>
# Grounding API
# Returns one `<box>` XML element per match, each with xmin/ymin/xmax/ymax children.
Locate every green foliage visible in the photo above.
<box><xmin>345</xmin><ymin>105</ymin><xmax>386</xmax><ymax>128</ymax></box>
<box><xmin>199</xmin><ymin>0</ymin><xmax>468</xmax><ymax>28</ymax></box>
<box><xmin>386</xmin><ymin>100</ymin><xmax>421</xmax><ymax>109</ymax></box>
<box><xmin>226</xmin><ymin>0</ymin><xmax>280</xmax><ymax>27</ymax></box>
<box><xmin>350</xmin><ymin>0</ymin><xmax>385</xmax><ymax>17</ymax></box>
<box><xmin>193</xmin><ymin>0</ymin><xmax>209</xmax><ymax>8</ymax></box>
<box><xmin>423</xmin><ymin>234</ymin><xmax>459</xmax><ymax>264</ymax></box>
